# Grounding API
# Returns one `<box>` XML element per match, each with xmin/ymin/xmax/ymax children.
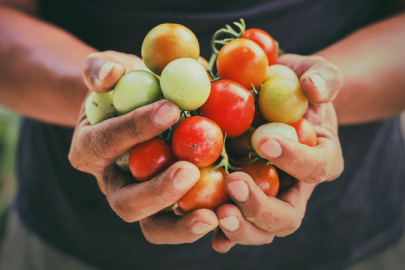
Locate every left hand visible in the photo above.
<box><xmin>212</xmin><ymin>54</ymin><xmax>344</xmax><ymax>252</ymax></box>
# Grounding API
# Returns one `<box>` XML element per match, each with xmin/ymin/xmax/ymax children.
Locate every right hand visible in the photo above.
<box><xmin>68</xmin><ymin>51</ymin><xmax>219</xmax><ymax>244</ymax></box>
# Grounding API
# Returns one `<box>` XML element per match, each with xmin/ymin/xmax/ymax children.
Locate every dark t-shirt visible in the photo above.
<box><xmin>16</xmin><ymin>0</ymin><xmax>405</xmax><ymax>269</ymax></box>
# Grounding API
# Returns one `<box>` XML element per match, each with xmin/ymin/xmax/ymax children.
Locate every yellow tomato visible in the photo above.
<box><xmin>259</xmin><ymin>77</ymin><xmax>308</xmax><ymax>124</ymax></box>
<box><xmin>265</xmin><ymin>64</ymin><xmax>299</xmax><ymax>83</ymax></box>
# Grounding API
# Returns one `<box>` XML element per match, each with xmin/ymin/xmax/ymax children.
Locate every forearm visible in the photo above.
<box><xmin>316</xmin><ymin>12</ymin><xmax>405</xmax><ymax>125</ymax></box>
<box><xmin>0</xmin><ymin>6</ymin><xmax>96</xmax><ymax>126</ymax></box>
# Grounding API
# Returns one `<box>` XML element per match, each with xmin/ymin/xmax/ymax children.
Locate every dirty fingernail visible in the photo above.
<box><xmin>227</xmin><ymin>181</ymin><xmax>249</xmax><ymax>202</ymax></box>
<box><xmin>219</xmin><ymin>216</ymin><xmax>240</xmax><ymax>232</ymax></box>
<box><xmin>173</xmin><ymin>168</ymin><xmax>199</xmax><ymax>190</ymax></box>
<box><xmin>309</xmin><ymin>73</ymin><xmax>327</xmax><ymax>98</ymax></box>
<box><xmin>260</xmin><ymin>139</ymin><xmax>282</xmax><ymax>159</ymax></box>
<box><xmin>192</xmin><ymin>221</ymin><xmax>215</xmax><ymax>234</ymax></box>
<box><xmin>99</xmin><ymin>62</ymin><xmax>118</xmax><ymax>82</ymax></box>
<box><xmin>154</xmin><ymin>103</ymin><xmax>179</xmax><ymax>126</ymax></box>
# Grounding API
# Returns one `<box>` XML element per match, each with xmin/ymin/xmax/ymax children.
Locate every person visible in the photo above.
<box><xmin>0</xmin><ymin>0</ymin><xmax>404</xmax><ymax>270</ymax></box>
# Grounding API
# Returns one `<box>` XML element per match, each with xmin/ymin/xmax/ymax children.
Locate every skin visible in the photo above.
<box><xmin>0</xmin><ymin>0</ymin><xmax>404</xmax><ymax>251</ymax></box>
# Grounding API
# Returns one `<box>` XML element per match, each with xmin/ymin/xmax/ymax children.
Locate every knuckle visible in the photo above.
<box><xmin>91</xmin><ymin>129</ymin><xmax>119</xmax><ymax>159</ymax></box>
<box><xmin>111</xmin><ymin>196</ymin><xmax>135</xmax><ymax>223</ymax></box>
<box><xmin>308</xmin><ymin>55</ymin><xmax>326</xmax><ymax>64</ymax></box>
<box><xmin>277</xmin><ymin>216</ymin><xmax>302</xmax><ymax>237</ymax></box>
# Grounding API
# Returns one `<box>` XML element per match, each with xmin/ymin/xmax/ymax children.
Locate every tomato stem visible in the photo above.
<box><xmin>249</xmin><ymin>151</ymin><xmax>272</xmax><ymax>165</ymax></box>
<box><xmin>205</xmin><ymin>19</ymin><xmax>246</xmax><ymax>79</ymax></box>
<box><xmin>229</xmin><ymin>156</ymin><xmax>259</xmax><ymax>166</ymax></box>
<box><xmin>211</xmin><ymin>133</ymin><xmax>241</xmax><ymax>174</ymax></box>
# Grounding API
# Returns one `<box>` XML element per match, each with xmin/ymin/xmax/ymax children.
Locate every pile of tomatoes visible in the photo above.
<box><xmin>86</xmin><ymin>19</ymin><xmax>317</xmax><ymax>213</ymax></box>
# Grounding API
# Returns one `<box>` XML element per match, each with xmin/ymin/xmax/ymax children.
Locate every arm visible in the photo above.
<box><xmin>0</xmin><ymin>0</ymin><xmax>95</xmax><ymax>126</ymax></box>
<box><xmin>316</xmin><ymin>12</ymin><xmax>405</xmax><ymax>125</ymax></box>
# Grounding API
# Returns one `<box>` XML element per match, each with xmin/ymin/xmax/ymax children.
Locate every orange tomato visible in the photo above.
<box><xmin>217</xmin><ymin>38</ymin><xmax>268</xmax><ymax>89</ymax></box>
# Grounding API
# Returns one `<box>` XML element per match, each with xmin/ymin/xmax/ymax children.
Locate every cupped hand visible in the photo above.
<box><xmin>212</xmin><ymin>54</ymin><xmax>344</xmax><ymax>252</ymax></box>
<box><xmin>69</xmin><ymin>51</ymin><xmax>218</xmax><ymax>245</ymax></box>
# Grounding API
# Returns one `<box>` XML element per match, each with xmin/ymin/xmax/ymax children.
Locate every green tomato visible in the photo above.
<box><xmin>265</xmin><ymin>64</ymin><xmax>299</xmax><ymax>83</ymax></box>
<box><xmin>160</xmin><ymin>58</ymin><xmax>210</xmax><ymax>111</ymax></box>
<box><xmin>115</xmin><ymin>150</ymin><xmax>130</xmax><ymax>173</ymax></box>
<box><xmin>259</xmin><ymin>77</ymin><xmax>308</xmax><ymax>124</ymax></box>
<box><xmin>85</xmin><ymin>91</ymin><xmax>116</xmax><ymax>125</ymax></box>
<box><xmin>113</xmin><ymin>70</ymin><xmax>162</xmax><ymax>115</ymax></box>
<box><xmin>251</xmin><ymin>122</ymin><xmax>298</xmax><ymax>158</ymax></box>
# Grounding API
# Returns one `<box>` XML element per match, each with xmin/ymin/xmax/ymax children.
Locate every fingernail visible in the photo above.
<box><xmin>309</xmin><ymin>73</ymin><xmax>327</xmax><ymax>98</ymax></box>
<box><xmin>219</xmin><ymin>216</ymin><xmax>239</xmax><ymax>232</ymax></box>
<box><xmin>99</xmin><ymin>62</ymin><xmax>118</xmax><ymax>82</ymax></box>
<box><xmin>173</xmin><ymin>168</ymin><xmax>199</xmax><ymax>190</ymax></box>
<box><xmin>192</xmin><ymin>221</ymin><xmax>215</xmax><ymax>234</ymax></box>
<box><xmin>154</xmin><ymin>103</ymin><xmax>178</xmax><ymax>126</ymax></box>
<box><xmin>227</xmin><ymin>181</ymin><xmax>249</xmax><ymax>202</ymax></box>
<box><xmin>260</xmin><ymin>139</ymin><xmax>282</xmax><ymax>158</ymax></box>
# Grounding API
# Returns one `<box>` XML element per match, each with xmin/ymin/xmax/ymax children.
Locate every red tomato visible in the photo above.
<box><xmin>242</xmin><ymin>28</ymin><xmax>278</xmax><ymax>66</ymax></box>
<box><xmin>228</xmin><ymin>126</ymin><xmax>255</xmax><ymax>157</ymax></box>
<box><xmin>217</xmin><ymin>39</ymin><xmax>268</xmax><ymax>89</ymax></box>
<box><xmin>171</xmin><ymin>116</ymin><xmax>223</xmax><ymax>168</ymax></box>
<box><xmin>239</xmin><ymin>157</ymin><xmax>279</xmax><ymax>197</ymax></box>
<box><xmin>128</xmin><ymin>137</ymin><xmax>177</xmax><ymax>182</ymax></box>
<box><xmin>289</xmin><ymin>118</ymin><xmax>317</xmax><ymax>147</ymax></box>
<box><xmin>200</xmin><ymin>80</ymin><xmax>255</xmax><ymax>138</ymax></box>
<box><xmin>178</xmin><ymin>165</ymin><xmax>229</xmax><ymax>212</ymax></box>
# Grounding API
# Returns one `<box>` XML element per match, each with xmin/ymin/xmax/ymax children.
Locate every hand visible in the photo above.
<box><xmin>212</xmin><ymin>54</ymin><xmax>344</xmax><ymax>252</ymax></box>
<box><xmin>69</xmin><ymin>51</ymin><xmax>218</xmax><ymax>245</ymax></box>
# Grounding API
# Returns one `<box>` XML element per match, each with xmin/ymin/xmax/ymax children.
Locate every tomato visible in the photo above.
<box><xmin>129</xmin><ymin>137</ymin><xmax>177</xmax><ymax>182</ymax></box>
<box><xmin>85</xmin><ymin>91</ymin><xmax>116</xmax><ymax>125</ymax></box>
<box><xmin>217</xmin><ymin>38</ymin><xmax>268</xmax><ymax>89</ymax></box>
<box><xmin>259</xmin><ymin>77</ymin><xmax>308</xmax><ymax>124</ymax></box>
<box><xmin>178</xmin><ymin>165</ymin><xmax>229</xmax><ymax>212</ymax></box>
<box><xmin>200</xmin><ymin>80</ymin><xmax>255</xmax><ymax>138</ymax></box>
<box><xmin>251</xmin><ymin>123</ymin><xmax>298</xmax><ymax>158</ymax></box>
<box><xmin>228</xmin><ymin>126</ymin><xmax>255</xmax><ymax>157</ymax></box>
<box><xmin>242</xmin><ymin>28</ymin><xmax>278</xmax><ymax>66</ymax></box>
<box><xmin>113</xmin><ymin>70</ymin><xmax>162</xmax><ymax>115</ymax></box>
<box><xmin>160</xmin><ymin>58</ymin><xmax>211</xmax><ymax>111</ymax></box>
<box><xmin>172</xmin><ymin>116</ymin><xmax>223</xmax><ymax>168</ymax></box>
<box><xmin>265</xmin><ymin>64</ymin><xmax>299</xmax><ymax>83</ymax></box>
<box><xmin>289</xmin><ymin>118</ymin><xmax>317</xmax><ymax>147</ymax></box>
<box><xmin>239</xmin><ymin>157</ymin><xmax>279</xmax><ymax>197</ymax></box>
<box><xmin>115</xmin><ymin>150</ymin><xmax>130</xmax><ymax>173</ymax></box>
<box><xmin>198</xmin><ymin>56</ymin><xmax>209</xmax><ymax>68</ymax></box>
<box><xmin>141</xmin><ymin>23</ymin><xmax>199</xmax><ymax>75</ymax></box>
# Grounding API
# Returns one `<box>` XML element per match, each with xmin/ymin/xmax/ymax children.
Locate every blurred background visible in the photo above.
<box><xmin>0</xmin><ymin>106</ymin><xmax>20</xmax><ymax>240</ymax></box>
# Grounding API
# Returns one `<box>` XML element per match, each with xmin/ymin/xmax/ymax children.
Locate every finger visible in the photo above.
<box><xmin>254</xmin><ymin>104</ymin><xmax>343</xmax><ymax>183</ymax></box>
<box><xmin>278</xmin><ymin>54</ymin><xmax>343</xmax><ymax>103</ymax></box>
<box><xmin>106</xmin><ymin>161</ymin><xmax>200</xmax><ymax>223</ymax></box>
<box><xmin>140</xmin><ymin>208</ymin><xmax>218</xmax><ymax>244</ymax></box>
<box><xmin>225</xmin><ymin>172</ymin><xmax>314</xmax><ymax>236</ymax></box>
<box><xmin>216</xmin><ymin>204</ymin><xmax>275</xmax><ymax>245</ymax></box>
<box><xmin>83</xmin><ymin>51</ymin><xmax>145</xmax><ymax>93</ymax></box>
<box><xmin>69</xmin><ymin>100</ymin><xmax>180</xmax><ymax>169</ymax></box>
<box><xmin>212</xmin><ymin>228</ymin><xmax>236</xmax><ymax>253</ymax></box>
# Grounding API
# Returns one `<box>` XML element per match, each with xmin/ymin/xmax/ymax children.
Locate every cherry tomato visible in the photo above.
<box><xmin>160</xmin><ymin>58</ymin><xmax>211</xmax><ymax>111</ymax></box>
<box><xmin>200</xmin><ymin>80</ymin><xmax>255</xmax><ymax>138</ymax></box>
<box><xmin>172</xmin><ymin>116</ymin><xmax>223</xmax><ymax>168</ymax></box>
<box><xmin>217</xmin><ymin>38</ymin><xmax>268</xmax><ymax>89</ymax></box>
<box><xmin>289</xmin><ymin>118</ymin><xmax>317</xmax><ymax>147</ymax></box>
<box><xmin>141</xmin><ymin>24</ymin><xmax>199</xmax><ymax>75</ymax></box>
<box><xmin>265</xmin><ymin>64</ymin><xmax>299</xmax><ymax>83</ymax></box>
<box><xmin>129</xmin><ymin>137</ymin><xmax>177</xmax><ymax>182</ymax></box>
<box><xmin>198</xmin><ymin>56</ymin><xmax>209</xmax><ymax>68</ymax></box>
<box><xmin>113</xmin><ymin>70</ymin><xmax>162</xmax><ymax>115</ymax></box>
<box><xmin>251</xmin><ymin>123</ymin><xmax>298</xmax><ymax>158</ymax></box>
<box><xmin>178</xmin><ymin>165</ymin><xmax>229</xmax><ymax>212</ymax></box>
<box><xmin>228</xmin><ymin>126</ymin><xmax>255</xmax><ymax>157</ymax></box>
<box><xmin>259</xmin><ymin>77</ymin><xmax>308</xmax><ymax>124</ymax></box>
<box><xmin>242</xmin><ymin>28</ymin><xmax>278</xmax><ymax>66</ymax></box>
<box><xmin>85</xmin><ymin>91</ymin><xmax>116</xmax><ymax>125</ymax></box>
<box><xmin>239</xmin><ymin>157</ymin><xmax>279</xmax><ymax>197</ymax></box>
